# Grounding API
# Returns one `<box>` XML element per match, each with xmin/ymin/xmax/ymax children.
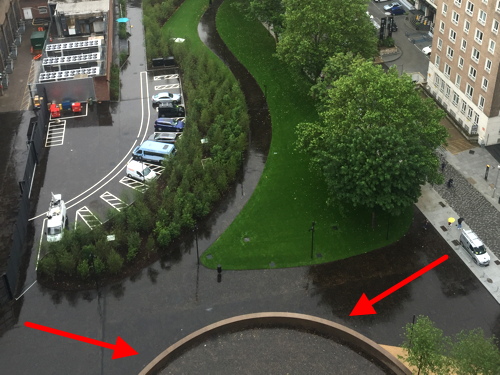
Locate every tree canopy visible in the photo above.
<box><xmin>450</xmin><ymin>329</ymin><xmax>500</xmax><ymax>375</ymax></box>
<box><xmin>276</xmin><ymin>0</ymin><xmax>378</xmax><ymax>79</ymax></box>
<box><xmin>296</xmin><ymin>57</ymin><xmax>448</xmax><ymax>214</ymax></box>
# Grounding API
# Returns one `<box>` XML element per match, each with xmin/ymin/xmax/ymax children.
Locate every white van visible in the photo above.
<box><xmin>46</xmin><ymin>193</ymin><xmax>67</xmax><ymax>242</ymax></box>
<box><xmin>126</xmin><ymin>160</ymin><xmax>157</xmax><ymax>182</ymax></box>
<box><xmin>460</xmin><ymin>229</ymin><xmax>490</xmax><ymax>266</ymax></box>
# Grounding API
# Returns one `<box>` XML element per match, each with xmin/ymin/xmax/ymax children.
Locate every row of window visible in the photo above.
<box><xmin>434</xmin><ymin>75</ymin><xmax>486</xmax><ymax>121</ymax></box>
<box><xmin>444</xmin><ymin>3</ymin><xmax>496</xmax><ymax>31</ymax></box>
<box><xmin>440</xmin><ymin>22</ymin><xmax>497</xmax><ymax>54</ymax></box>
<box><xmin>436</xmin><ymin>50</ymin><xmax>490</xmax><ymax>95</ymax></box>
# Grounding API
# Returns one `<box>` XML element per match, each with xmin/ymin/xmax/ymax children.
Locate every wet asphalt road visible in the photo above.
<box><xmin>0</xmin><ymin>0</ymin><xmax>499</xmax><ymax>374</ymax></box>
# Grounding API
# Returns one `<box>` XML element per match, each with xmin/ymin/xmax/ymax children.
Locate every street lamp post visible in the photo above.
<box><xmin>309</xmin><ymin>222</ymin><xmax>316</xmax><ymax>259</ymax></box>
<box><xmin>194</xmin><ymin>225</ymin><xmax>199</xmax><ymax>265</ymax></box>
<box><xmin>492</xmin><ymin>165</ymin><xmax>500</xmax><ymax>198</ymax></box>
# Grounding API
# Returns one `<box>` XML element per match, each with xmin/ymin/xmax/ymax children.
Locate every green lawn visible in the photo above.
<box><xmin>167</xmin><ymin>0</ymin><xmax>413</xmax><ymax>270</ymax></box>
<box><xmin>201</xmin><ymin>0</ymin><xmax>413</xmax><ymax>269</ymax></box>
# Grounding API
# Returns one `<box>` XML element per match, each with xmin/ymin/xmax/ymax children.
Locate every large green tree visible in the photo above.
<box><xmin>401</xmin><ymin>316</ymin><xmax>447</xmax><ymax>375</ymax></box>
<box><xmin>296</xmin><ymin>58</ymin><xmax>447</xmax><ymax>214</ymax></box>
<box><xmin>449</xmin><ymin>329</ymin><xmax>500</xmax><ymax>375</ymax></box>
<box><xmin>276</xmin><ymin>0</ymin><xmax>377</xmax><ymax>79</ymax></box>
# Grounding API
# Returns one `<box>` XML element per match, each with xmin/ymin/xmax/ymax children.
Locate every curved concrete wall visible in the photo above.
<box><xmin>139</xmin><ymin>312</ymin><xmax>411</xmax><ymax>375</ymax></box>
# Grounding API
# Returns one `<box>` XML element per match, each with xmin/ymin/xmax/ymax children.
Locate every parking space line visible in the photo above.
<box><xmin>142</xmin><ymin>161</ymin><xmax>164</xmax><ymax>174</ymax></box>
<box><xmin>119</xmin><ymin>176</ymin><xmax>148</xmax><ymax>192</ymax></box>
<box><xmin>100</xmin><ymin>191</ymin><xmax>128</xmax><ymax>211</ymax></box>
<box><xmin>75</xmin><ymin>206</ymin><xmax>101</xmax><ymax>230</ymax></box>
<box><xmin>154</xmin><ymin>74</ymin><xmax>179</xmax><ymax>80</ymax></box>
<box><xmin>154</xmin><ymin>84</ymin><xmax>180</xmax><ymax>90</ymax></box>
<box><xmin>45</xmin><ymin>120</ymin><xmax>66</xmax><ymax>147</ymax></box>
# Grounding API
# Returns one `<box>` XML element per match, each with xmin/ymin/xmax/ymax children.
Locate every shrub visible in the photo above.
<box><xmin>127</xmin><ymin>232</ymin><xmax>141</xmax><ymax>261</ymax></box>
<box><xmin>145</xmin><ymin>235</ymin><xmax>156</xmax><ymax>253</ymax></box>
<box><xmin>38</xmin><ymin>255</ymin><xmax>58</xmax><ymax>280</ymax></box>
<box><xmin>107</xmin><ymin>250</ymin><xmax>124</xmax><ymax>274</ymax></box>
<box><xmin>77</xmin><ymin>260</ymin><xmax>90</xmax><ymax>279</ymax></box>
<box><xmin>93</xmin><ymin>257</ymin><xmax>106</xmax><ymax>275</ymax></box>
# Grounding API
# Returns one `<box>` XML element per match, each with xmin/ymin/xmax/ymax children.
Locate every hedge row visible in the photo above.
<box><xmin>37</xmin><ymin>8</ymin><xmax>249</xmax><ymax>283</ymax></box>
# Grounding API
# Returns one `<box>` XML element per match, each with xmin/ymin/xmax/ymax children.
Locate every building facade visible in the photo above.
<box><xmin>426</xmin><ymin>0</ymin><xmax>500</xmax><ymax>145</ymax></box>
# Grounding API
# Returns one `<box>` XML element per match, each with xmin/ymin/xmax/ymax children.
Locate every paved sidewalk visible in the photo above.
<box><xmin>417</xmin><ymin>145</ymin><xmax>500</xmax><ymax>304</ymax></box>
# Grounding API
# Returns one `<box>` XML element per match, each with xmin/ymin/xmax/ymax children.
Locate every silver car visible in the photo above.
<box><xmin>152</xmin><ymin>92</ymin><xmax>181</xmax><ymax>106</ymax></box>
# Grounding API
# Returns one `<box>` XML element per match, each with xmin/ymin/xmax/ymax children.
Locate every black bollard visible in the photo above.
<box><xmin>217</xmin><ymin>264</ymin><xmax>222</xmax><ymax>274</ymax></box>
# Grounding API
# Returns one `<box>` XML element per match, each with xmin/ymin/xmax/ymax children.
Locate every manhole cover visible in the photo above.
<box><xmin>440</xmin><ymin>226</ymin><xmax>448</xmax><ymax>231</ymax></box>
<box><xmin>469</xmin><ymin>150</ymin><xmax>475</xmax><ymax>154</ymax></box>
<box><xmin>452</xmin><ymin>240</ymin><xmax>460</xmax><ymax>246</ymax></box>
<box><xmin>487</xmin><ymin>278</ymin><xmax>493</xmax><ymax>283</ymax></box>
<box><xmin>206</xmin><ymin>254</ymin><xmax>213</xmax><ymax>260</ymax></box>
<box><xmin>495</xmin><ymin>260</ymin><xmax>500</xmax><ymax>265</ymax></box>
<box><xmin>244</xmin><ymin>237</ymin><xmax>250</xmax><ymax>242</ymax></box>
<box><xmin>269</xmin><ymin>262</ymin><xmax>276</xmax><ymax>268</ymax></box>
<box><xmin>439</xmin><ymin>202</ymin><xmax>446</xmax><ymax>207</ymax></box>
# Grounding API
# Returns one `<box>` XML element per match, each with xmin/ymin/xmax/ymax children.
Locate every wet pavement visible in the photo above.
<box><xmin>0</xmin><ymin>0</ymin><xmax>500</xmax><ymax>374</ymax></box>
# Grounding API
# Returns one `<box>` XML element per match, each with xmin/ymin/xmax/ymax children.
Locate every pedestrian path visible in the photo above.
<box><xmin>417</xmin><ymin>145</ymin><xmax>500</xmax><ymax>304</ymax></box>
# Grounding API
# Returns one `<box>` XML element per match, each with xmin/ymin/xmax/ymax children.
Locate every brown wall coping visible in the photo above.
<box><xmin>138</xmin><ymin>312</ymin><xmax>411</xmax><ymax>375</ymax></box>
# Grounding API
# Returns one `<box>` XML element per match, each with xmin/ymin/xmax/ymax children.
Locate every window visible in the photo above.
<box><xmin>497</xmin><ymin>0</ymin><xmax>500</xmax><ymax>12</ymax></box>
<box><xmin>493</xmin><ymin>19</ymin><xmax>499</xmax><ymax>34</ymax></box>
<box><xmin>461</xmin><ymin>38</ymin><xmax>467</xmax><ymax>51</ymax></box>
<box><xmin>438</xmin><ymin>37</ymin><xmax>443</xmax><ymax>50</ymax></box>
<box><xmin>445</xmin><ymin>63</ymin><xmax>452</xmax><ymax>77</ymax></box>
<box><xmin>452</xmin><ymin>11</ymin><xmax>460</xmax><ymax>25</ymax></box>
<box><xmin>485</xmin><ymin>58</ymin><xmax>492</xmax><ymax>72</ymax></box>
<box><xmin>478</xmin><ymin>95</ymin><xmax>485</xmax><ymax>110</ymax></box>
<box><xmin>440</xmin><ymin>21</ymin><xmax>445</xmax><ymax>33</ymax></box>
<box><xmin>478</xmin><ymin>10</ymin><xmax>487</xmax><ymax>25</ymax></box>
<box><xmin>453</xmin><ymin>92</ymin><xmax>460</xmax><ymax>106</ymax></box>
<box><xmin>435</xmin><ymin>55</ymin><xmax>441</xmax><ymax>68</ymax></box>
<box><xmin>456</xmin><ymin>73</ymin><xmax>462</xmax><ymax>87</ymax></box>
<box><xmin>443</xmin><ymin>3</ymin><xmax>448</xmax><ymax>15</ymax></box>
<box><xmin>461</xmin><ymin>101</ymin><xmax>467</xmax><ymax>114</ymax></box>
<box><xmin>471</xmin><ymin>47</ymin><xmax>480</xmax><ymax>62</ymax></box>
<box><xmin>447</xmin><ymin>46</ymin><xmax>454</xmax><ymax>60</ymax></box>
<box><xmin>434</xmin><ymin>75</ymin><xmax>441</xmax><ymax>87</ymax></box>
<box><xmin>475</xmin><ymin>29</ymin><xmax>484</xmax><ymax>44</ymax></box>
<box><xmin>458</xmin><ymin>56</ymin><xmax>464</xmax><ymax>69</ymax></box>
<box><xmin>466</xmin><ymin>1</ymin><xmax>474</xmax><ymax>15</ymax></box>
<box><xmin>466</xmin><ymin>83</ymin><xmax>474</xmax><ymax>98</ymax></box>
<box><xmin>449</xmin><ymin>29</ymin><xmax>457</xmax><ymax>42</ymax></box>
<box><xmin>455</xmin><ymin>0</ymin><xmax>462</xmax><ymax>6</ymax></box>
<box><xmin>38</xmin><ymin>6</ymin><xmax>48</xmax><ymax>14</ymax></box>
<box><xmin>489</xmin><ymin>39</ymin><xmax>496</xmax><ymax>53</ymax></box>
<box><xmin>467</xmin><ymin>106</ymin><xmax>473</xmax><ymax>120</ymax></box>
<box><xmin>469</xmin><ymin>66</ymin><xmax>477</xmax><ymax>80</ymax></box>
<box><xmin>445</xmin><ymin>84</ymin><xmax>451</xmax><ymax>98</ymax></box>
<box><xmin>482</xmin><ymin>77</ymin><xmax>489</xmax><ymax>91</ymax></box>
<box><xmin>464</xmin><ymin>20</ymin><xmax>470</xmax><ymax>33</ymax></box>
<box><xmin>440</xmin><ymin>80</ymin><xmax>446</xmax><ymax>92</ymax></box>
<box><xmin>473</xmin><ymin>112</ymin><xmax>480</xmax><ymax>126</ymax></box>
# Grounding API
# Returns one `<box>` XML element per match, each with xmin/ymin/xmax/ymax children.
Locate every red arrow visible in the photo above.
<box><xmin>24</xmin><ymin>321</ymin><xmax>138</xmax><ymax>359</ymax></box>
<box><xmin>350</xmin><ymin>254</ymin><xmax>449</xmax><ymax>316</ymax></box>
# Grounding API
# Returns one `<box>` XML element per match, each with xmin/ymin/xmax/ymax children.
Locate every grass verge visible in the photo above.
<box><xmin>200</xmin><ymin>0</ymin><xmax>413</xmax><ymax>270</ymax></box>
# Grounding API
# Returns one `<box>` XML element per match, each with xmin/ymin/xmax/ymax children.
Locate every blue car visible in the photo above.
<box><xmin>390</xmin><ymin>7</ymin><xmax>405</xmax><ymax>15</ymax></box>
<box><xmin>154</xmin><ymin>118</ymin><xmax>185</xmax><ymax>132</ymax></box>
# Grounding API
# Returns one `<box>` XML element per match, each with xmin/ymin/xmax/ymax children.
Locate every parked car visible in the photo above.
<box><xmin>148</xmin><ymin>132</ymin><xmax>182</xmax><ymax>143</ymax></box>
<box><xmin>154</xmin><ymin>118</ymin><xmax>185</xmax><ymax>132</ymax></box>
<box><xmin>390</xmin><ymin>7</ymin><xmax>405</xmax><ymax>15</ymax></box>
<box><xmin>157</xmin><ymin>102</ymin><xmax>185</xmax><ymax>118</ymax></box>
<box><xmin>384</xmin><ymin>2</ymin><xmax>402</xmax><ymax>10</ymax></box>
<box><xmin>422</xmin><ymin>45</ymin><xmax>432</xmax><ymax>56</ymax></box>
<box><xmin>460</xmin><ymin>229</ymin><xmax>490</xmax><ymax>266</ymax></box>
<box><xmin>152</xmin><ymin>91</ymin><xmax>181</xmax><ymax>106</ymax></box>
<box><xmin>125</xmin><ymin>160</ymin><xmax>157</xmax><ymax>182</ymax></box>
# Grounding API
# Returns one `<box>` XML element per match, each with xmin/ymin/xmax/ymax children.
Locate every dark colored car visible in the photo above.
<box><xmin>157</xmin><ymin>102</ymin><xmax>185</xmax><ymax>118</ymax></box>
<box><xmin>390</xmin><ymin>7</ymin><xmax>405</xmax><ymax>15</ymax></box>
<box><xmin>154</xmin><ymin>118</ymin><xmax>185</xmax><ymax>132</ymax></box>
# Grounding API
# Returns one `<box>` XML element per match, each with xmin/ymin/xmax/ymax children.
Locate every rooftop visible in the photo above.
<box><xmin>50</xmin><ymin>0</ymin><xmax>109</xmax><ymax>15</ymax></box>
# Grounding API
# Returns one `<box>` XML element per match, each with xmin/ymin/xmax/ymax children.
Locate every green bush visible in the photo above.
<box><xmin>107</xmin><ymin>250</ymin><xmax>124</xmax><ymax>274</ymax></box>
<box><xmin>38</xmin><ymin>255</ymin><xmax>57</xmax><ymax>280</ymax></box>
<box><xmin>77</xmin><ymin>260</ymin><xmax>90</xmax><ymax>279</ymax></box>
<box><xmin>93</xmin><ymin>257</ymin><xmax>106</xmax><ymax>275</ymax></box>
<box><xmin>110</xmin><ymin>64</ymin><xmax>120</xmax><ymax>101</ymax></box>
<box><xmin>127</xmin><ymin>232</ymin><xmax>141</xmax><ymax>261</ymax></box>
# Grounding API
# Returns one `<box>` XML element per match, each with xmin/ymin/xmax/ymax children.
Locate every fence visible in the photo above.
<box><xmin>0</xmin><ymin>90</ymin><xmax>49</xmax><ymax>304</ymax></box>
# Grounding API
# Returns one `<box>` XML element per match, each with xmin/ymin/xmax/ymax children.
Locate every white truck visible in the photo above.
<box><xmin>46</xmin><ymin>193</ymin><xmax>67</xmax><ymax>242</ymax></box>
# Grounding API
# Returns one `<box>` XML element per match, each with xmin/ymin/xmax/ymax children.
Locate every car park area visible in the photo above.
<box><xmin>32</xmin><ymin>67</ymin><xmax>184</xmax><ymax>262</ymax></box>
